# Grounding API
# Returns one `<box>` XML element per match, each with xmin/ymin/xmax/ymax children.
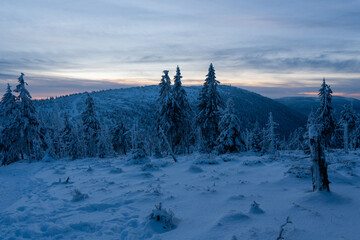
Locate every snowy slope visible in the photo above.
<box><xmin>1</xmin><ymin>151</ymin><xmax>359</xmax><ymax>239</ymax></box>
<box><xmin>35</xmin><ymin>85</ymin><xmax>306</xmax><ymax>136</ymax></box>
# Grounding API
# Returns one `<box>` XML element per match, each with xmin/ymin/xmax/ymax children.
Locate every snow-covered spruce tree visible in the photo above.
<box><xmin>309</xmin><ymin>125</ymin><xmax>330</xmax><ymax>192</ymax></box>
<box><xmin>59</xmin><ymin>113</ymin><xmax>74</xmax><ymax>158</ymax></box>
<box><xmin>13</xmin><ymin>73</ymin><xmax>46</xmax><ymax>161</ymax></box>
<box><xmin>288</xmin><ymin>127</ymin><xmax>305</xmax><ymax>150</ymax></box>
<box><xmin>196</xmin><ymin>63</ymin><xmax>224</xmax><ymax>151</ymax></box>
<box><xmin>157</xmin><ymin>70</ymin><xmax>175</xmax><ymax>152</ymax></box>
<box><xmin>263</xmin><ymin>112</ymin><xmax>278</xmax><ymax>154</ymax></box>
<box><xmin>316</xmin><ymin>78</ymin><xmax>335</xmax><ymax>148</ymax></box>
<box><xmin>172</xmin><ymin>66</ymin><xmax>192</xmax><ymax>153</ymax></box>
<box><xmin>81</xmin><ymin>92</ymin><xmax>101</xmax><ymax>157</ymax></box>
<box><xmin>0</xmin><ymin>84</ymin><xmax>21</xmax><ymax>165</ymax></box>
<box><xmin>250</xmin><ymin>122</ymin><xmax>263</xmax><ymax>152</ymax></box>
<box><xmin>216</xmin><ymin>95</ymin><xmax>244</xmax><ymax>153</ymax></box>
<box><xmin>340</xmin><ymin>104</ymin><xmax>358</xmax><ymax>152</ymax></box>
<box><xmin>50</xmin><ymin>102</ymin><xmax>63</xmax><ymax>158</ymax></box>
<box><xmin>112</xmin><ymin>120</ymin><xmax>128</xmax><ymax>155</ymax></box>
<box><xmin>1</xmin><ymin>84</ymin><xmax>17</xmax><ymax>120</ymax></box>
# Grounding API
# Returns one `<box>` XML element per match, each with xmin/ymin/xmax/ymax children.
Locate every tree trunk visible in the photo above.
<box><xmin>309</xmin><ymin>126</ymin><xmax>330</xmax><ymax>192</ymax></box>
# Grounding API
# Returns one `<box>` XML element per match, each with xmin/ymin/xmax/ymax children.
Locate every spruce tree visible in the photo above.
<box><xmin>157</xmin><ymin>70</ymin><xmax>175</xmax><ymax>151</ymax></box>
<box><xmin>216</xmin><ymin>95</ymin><xmax>244</xmax><ymax>153</ymax></box>
<box><xmin>263</xmin><ymin>112</ymin><xmax>278</xmax><ymax>154</ymax></box>
<box><xmin>316</xmin><ymin>78</ymin><xmax>335</xmax><ymax>147</ymax></box>
<box><xmin>81</xmin><ymin>92</ymin><xmax>101</xmax><ymax>157</ymax></box>
<box><xmin>0</xmin><ymin>84</ymin><xmax>20</xmax><ymax>165</ymax></box>
<box><xmin>250</xmin><ymin>122</ymin><xmax>263</xmax><ymax>152</ymax></box>
<box><xmin>59</xmin><ymin>113</ymin><xmax>73</xmax><ymax>158</ymax></box>
<box><xmin>13</xmin><ymin>73</ymin><xmax>45</xmax><ymax>160</ymax></box>
<box><xmin>340</xmin><ymin>104</ymin><xmax>358</xmax><ymax>151</ymax></box>
<box><xmin>197</xmin><ymin>63</ymin><xmax>223</xmax><ymax>151</ymax></box>
<box><xmin>112</xmin><ymin>120</ymin><xmax>128</xmax><ymax>155</ymax></box>
<box><xmin>1</xmin><ymin>83</ymin><xmax>17</xmax><ymax>118</ymax></box>
<box><xmin>172</xmin><ymin>66</ymin><xmax>192</xmax><ymax>153</ymax></box>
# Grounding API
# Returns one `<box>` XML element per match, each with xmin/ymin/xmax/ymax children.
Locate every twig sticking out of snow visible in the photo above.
<box><xmin>277</xmin><ymin>216</ymin><xmax>292</xmax><ymax>240</ymax></box>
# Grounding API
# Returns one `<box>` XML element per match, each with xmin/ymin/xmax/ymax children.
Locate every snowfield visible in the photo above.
<box><xmin>1</xmin><ymin>151</ymin><xmax>360</xmax><ymax>240</ymax></box>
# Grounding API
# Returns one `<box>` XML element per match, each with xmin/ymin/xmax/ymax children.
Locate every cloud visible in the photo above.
<box><xmin>1</xmin><ymin>0</ymin><xmax>360</xmax><ymax>99</ymax></box>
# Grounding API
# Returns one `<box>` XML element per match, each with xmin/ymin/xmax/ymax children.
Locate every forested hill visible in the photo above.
<box><xmin>276</xmin><ymin>96</ymin><xmax>360</xmax><ymax>118</ymax></box>
<box><xmin>35</xmin><ymin>85</ymin><xmax>307</xmax><ymax>137</ymax></box>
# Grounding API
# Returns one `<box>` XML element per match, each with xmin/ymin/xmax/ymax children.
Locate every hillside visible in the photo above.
<box><xmin>275</xmin><ymin>96</ymin><xmax>360</xmax><ymax>118</ymax></box>
<box><xmin>35</xmin><ymin>85</ymin><xmax>307</xmax><ymax>136</ymax></box>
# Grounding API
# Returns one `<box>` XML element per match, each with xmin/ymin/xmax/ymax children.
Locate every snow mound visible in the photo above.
<box><xmin>217</xmin><ymin>211</ymin><xmax>250</xmax><ymax>226</ymax></box>
<box><xmin>249</xmin><ymin>201</ymin><xmax>264</xmax><ymax>214</ymax></box>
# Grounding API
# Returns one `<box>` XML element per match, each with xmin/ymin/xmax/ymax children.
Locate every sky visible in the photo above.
<box><xmin>1</xmin><ymin>0</ymin><xmax>360</xmax><ymax>99</ymax></box>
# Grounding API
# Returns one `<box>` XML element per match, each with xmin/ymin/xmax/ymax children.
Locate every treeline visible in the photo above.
<box><xmin>0</xmin><ymin>66</ymin><xmax>359</xmax><ymax>165</ymax></box>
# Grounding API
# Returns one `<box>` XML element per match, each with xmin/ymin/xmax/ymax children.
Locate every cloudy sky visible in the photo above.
<box><xmin>1</xmin><ymin>0</ymin><xmax>360</xmax><ymax>98</ymax></box>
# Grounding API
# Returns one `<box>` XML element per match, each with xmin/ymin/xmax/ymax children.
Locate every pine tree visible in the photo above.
<box><xmin>0</xmin><ymin>84</ymin><xmax>20</xmax><ymax>165</ymax></box>
<box><xmin>316</xmin><ymin>78</ymin><xmax>335</xmax><ymax>148</ymax></box>
<box><xmin>172</xmin><ymin>66</ymin><xmax>192</xmax><ymax>153</ymax></box>
<box><xmin>13</xmin><ymin>73</ymin><xmax>45</xmax><ymax>160</ymax></box>
<box><xmin>197</xmin><ymin>63</ymin><xmax>223</xmax><ymax>151</ymax></box>
<box><xmin>81</xmin><ymin>92</ymin><xmax>101</xmax><ymax>157</ymax></box>
<box><xmin>216</xmin><ymin>95</ymin><xmax>244</xmax><ymax>153</ymax></box>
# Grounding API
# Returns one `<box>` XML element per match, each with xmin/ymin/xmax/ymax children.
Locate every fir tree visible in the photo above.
<box><xmin>13</xmin><ymin>73</ymin><xmax>45</xmax><ymax>160</ymax></box>
<box><xmin>196</xmin><ymin>63</ymin><xmax>223</xmax><ymax>151</ymax></box>
<box><xmin>81</xmin><ymin>92</ymin><xmax>101</xmax><ymax>157</ymax></box>
<box><xmin>172</xmin><ymin>66</ymin><xmax>192</xmax><ymax>153</ymax></box>
<box><xmin>316</xmin><ymin>78</ymin><xmax>335</xmax><ymax>147</ymax></box>
<box><xmin>216</xmin><ymin>95</ymin><xmax>244</xmax><ymax>153</ymax></box>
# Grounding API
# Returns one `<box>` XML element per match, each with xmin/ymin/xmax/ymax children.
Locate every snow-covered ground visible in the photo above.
<box><xmin>1</xmin><ymin>151</ymin><xmax>360</xmax><ymax>240</ymax></box>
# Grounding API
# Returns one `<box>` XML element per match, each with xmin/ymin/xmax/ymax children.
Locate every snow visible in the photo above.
<box><xmin>1</xmin><ymin>151</ymin><xmax>360</xmax><ymax>239</ymax></box>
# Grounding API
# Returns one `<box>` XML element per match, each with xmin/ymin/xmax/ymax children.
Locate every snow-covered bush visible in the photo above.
<box><xmin>148</xmin><ymin>202</ymin><xmax>176</xmax><ymax>231</ymax></box>
<box><xmin>127</xmin><ymin>148</ymin><xmax>150</xmax><ymax>165</ymax></box>
<box><xmin>142</xmin><ymin>162</ymin><xmax>159</xmax><ymax>171</ymax></box>
<box><xmin>71</xmin><ymin>189</ymin><xmax>89</xmax><ymax>202</ymax></box>
<box><xmin>194</xmin><ymin>154</ymin><xmax>219</xmax><ymax>165</ymax></box>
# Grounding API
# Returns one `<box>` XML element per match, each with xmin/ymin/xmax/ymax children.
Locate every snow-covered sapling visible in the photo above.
<box><xmin>148</xmin><ymin>202</ymin><xmax>176</xmax><ymax>231</ymax></box>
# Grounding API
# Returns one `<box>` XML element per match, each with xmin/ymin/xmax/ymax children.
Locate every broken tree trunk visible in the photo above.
<box><xmin>309</xmin><ymin>126</ymin><xmax>330</xmax><ymax>192</ymax></box>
